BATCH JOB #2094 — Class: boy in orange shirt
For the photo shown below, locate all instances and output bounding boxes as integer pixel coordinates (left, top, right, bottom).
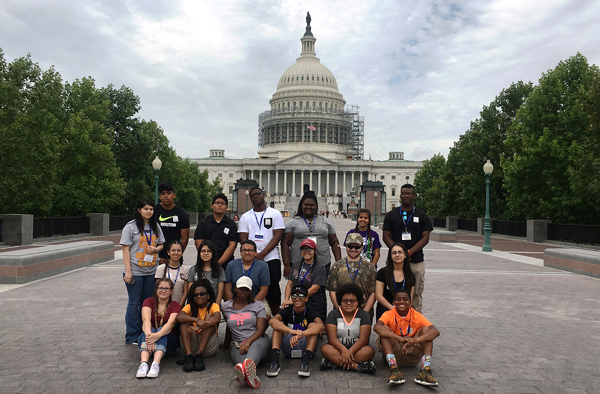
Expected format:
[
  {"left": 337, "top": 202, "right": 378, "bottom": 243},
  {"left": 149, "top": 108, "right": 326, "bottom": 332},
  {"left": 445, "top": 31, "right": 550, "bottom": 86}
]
[{"left": 373, "top": 288, "right": 440, "bottom": 387}]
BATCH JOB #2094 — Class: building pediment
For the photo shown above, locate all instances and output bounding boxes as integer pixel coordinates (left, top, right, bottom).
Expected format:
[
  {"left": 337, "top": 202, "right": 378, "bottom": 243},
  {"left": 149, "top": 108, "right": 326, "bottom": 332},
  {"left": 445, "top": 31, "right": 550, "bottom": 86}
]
[{"left": 277, "top": 152, "right": 337, "bottom": 166}]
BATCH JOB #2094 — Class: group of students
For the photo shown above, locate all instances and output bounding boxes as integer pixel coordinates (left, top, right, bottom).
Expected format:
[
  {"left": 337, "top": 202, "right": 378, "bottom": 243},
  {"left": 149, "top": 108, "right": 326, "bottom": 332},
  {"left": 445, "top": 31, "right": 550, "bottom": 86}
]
[{"left": 120, "top": 185, "right": 440, "bottom": 388}]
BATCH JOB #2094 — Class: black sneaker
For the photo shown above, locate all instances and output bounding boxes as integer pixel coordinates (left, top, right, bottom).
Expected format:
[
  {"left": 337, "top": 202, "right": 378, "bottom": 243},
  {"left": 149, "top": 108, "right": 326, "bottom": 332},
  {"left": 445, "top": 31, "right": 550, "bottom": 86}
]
[
  {"left": 357, "top": 361, "right": 376, "bottom": 374},
  {"left": 298, "top": 362, "right": 310, "bottom": 377},
  {"left": 182, "top": 354, "right": 195, "bottom": 372},
  {"left": 266, "top": 361, "right": 281, "bottom": 377},
  {"left": 194, "top": 354, "right": 205, "bottom": 371},
  {"left": 320, "top": 358, "right": 336, "bottom": 371}
]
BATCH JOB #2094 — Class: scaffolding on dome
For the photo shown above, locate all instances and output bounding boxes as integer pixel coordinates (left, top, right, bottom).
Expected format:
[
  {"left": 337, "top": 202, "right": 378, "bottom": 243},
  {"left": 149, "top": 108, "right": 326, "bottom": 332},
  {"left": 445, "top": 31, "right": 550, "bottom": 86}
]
[
  {"left": 344, "top": 105, "right": 364, "bottom": 160},
  {"left": 257, "top": 106, "right": 364, "bottom": 160}
]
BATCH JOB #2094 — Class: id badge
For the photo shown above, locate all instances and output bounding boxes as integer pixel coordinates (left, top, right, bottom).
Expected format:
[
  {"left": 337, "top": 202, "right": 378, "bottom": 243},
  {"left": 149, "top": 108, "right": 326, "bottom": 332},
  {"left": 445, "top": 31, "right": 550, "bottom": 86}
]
[
  {"left": 413, "top": 217, "right": 419, "bottom": 223},
  {"left": 402, "top": 232, "right": 412, "bottom": 241},
  {"left": 291, "top": 349, "right": 303, "bottom": 359},
  {"left": 254, "top": 234, "right": 264, "bottom": 242},
  {"left": 173, "top": 216, "right": 179, "bottom": 223},
  {"left": 143, "top": 254, "right": 155, "bottom": 263},
  {"left": 223, "top": 227, "right": 230, "bottom": 235}
]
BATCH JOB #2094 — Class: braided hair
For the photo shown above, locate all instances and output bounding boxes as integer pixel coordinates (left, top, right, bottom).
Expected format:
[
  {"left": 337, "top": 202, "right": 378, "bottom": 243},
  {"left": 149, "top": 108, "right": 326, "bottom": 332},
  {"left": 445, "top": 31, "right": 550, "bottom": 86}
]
[{"left": 153, "top": 278, "right": 173, "bottom": 329}]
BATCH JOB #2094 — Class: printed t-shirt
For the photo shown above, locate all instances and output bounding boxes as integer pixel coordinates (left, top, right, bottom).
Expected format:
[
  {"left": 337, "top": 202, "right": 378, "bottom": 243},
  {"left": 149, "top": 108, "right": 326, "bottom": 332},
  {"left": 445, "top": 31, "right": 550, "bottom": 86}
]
[
  {"left": 344, "top": 228, "right": 382, "bottom": 262},
  {"left": 284, "top": 215, "right": 336, "bottom": 266},
  {"left": 326, "top": 258, "right": 377, "bottom": 309},
  {"left": 181, "top": 302, "right": 221, "bottom": 334},
  {"left": 238, "top": 207, "right": 285, "bottom": 261},
  {"left": 186, "top": 266, "right": 226, "bottom": 297},
  {"left": 277, "top": 306, "right": 320, "bottom": 331},
  {"left": 142, "top": 297, "right": 182, "bottom": 329},
  {"left": 326, "top": 308, "right": 371, "bottom": 348},
  {"left": 120, "top": 220, "right": 165, "bottom": 276},
  {"left": 155, "top": 264, "right": 190, "bottom": 304},
  {"left": 382, "top": 207, "right": 432, "bottom": 263},
  {"left": 225, "top": 258, "right": 270, "bottom": 298},
  {"left": 378, "top": 307, "right": 432, "bottom": 337},
  {"left": 194, "top": 214, "right": 238, "bottom": 265},
  {"left": 221, "top": 300, "right": 267, "bottom": 342},
  {"left": 154, "top": 204, "right": 190, "bottom": 260},
  {"left": 288, "top": 260, "right": 327, "bottom": 313}
]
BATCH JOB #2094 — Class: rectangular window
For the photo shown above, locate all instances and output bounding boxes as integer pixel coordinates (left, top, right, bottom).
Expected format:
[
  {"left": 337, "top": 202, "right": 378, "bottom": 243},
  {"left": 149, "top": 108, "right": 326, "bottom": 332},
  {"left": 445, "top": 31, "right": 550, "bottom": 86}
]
[
  {"left": 391, "top": 175, "right": 396, "bottom": 180},
  {"left": 218, "top": 173, "right": 222, "bottom": 178},
  {"left": 229, "top": 186, "right": 233, "bottom": 192},
  {"left": 391, "top": 188, "right": 396, "bottom": 196},
  {"left": 229, "top": 173, "right": 233, "bottom": 178},
  {"left": 380, "top": 175, "right": 385, "bottom": 180}
]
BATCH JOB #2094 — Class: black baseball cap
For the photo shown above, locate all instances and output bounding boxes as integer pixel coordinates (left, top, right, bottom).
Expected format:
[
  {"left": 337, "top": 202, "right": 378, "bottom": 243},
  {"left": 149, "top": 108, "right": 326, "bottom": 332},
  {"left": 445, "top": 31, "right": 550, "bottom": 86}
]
[{"left": 291, "top": 283, "right": 308, "bottom": 297}]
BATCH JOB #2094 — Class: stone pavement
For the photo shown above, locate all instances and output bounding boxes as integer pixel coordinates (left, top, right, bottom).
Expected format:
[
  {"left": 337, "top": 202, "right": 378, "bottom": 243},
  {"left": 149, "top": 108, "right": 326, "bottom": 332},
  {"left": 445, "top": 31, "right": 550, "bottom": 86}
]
[{"left": 1, "top": 217, "right": 599, "bottom": 393}]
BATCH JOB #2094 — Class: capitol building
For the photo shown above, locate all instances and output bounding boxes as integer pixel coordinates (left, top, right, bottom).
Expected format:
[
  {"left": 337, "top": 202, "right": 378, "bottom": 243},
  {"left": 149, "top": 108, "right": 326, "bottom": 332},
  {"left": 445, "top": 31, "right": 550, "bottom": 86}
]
[{"left": 193, "top": 15, "right": 422, "bottom": 215}]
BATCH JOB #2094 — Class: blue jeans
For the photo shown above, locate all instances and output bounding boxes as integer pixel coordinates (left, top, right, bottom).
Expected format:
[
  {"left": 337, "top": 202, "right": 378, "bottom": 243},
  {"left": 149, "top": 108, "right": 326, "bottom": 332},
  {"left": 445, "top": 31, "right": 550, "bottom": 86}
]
[
  {"left": 138, "top": 327, "right": 178, "bottom": 356},
  {"left": 124, "top": 274, "right": 155, "bottom": 344}
]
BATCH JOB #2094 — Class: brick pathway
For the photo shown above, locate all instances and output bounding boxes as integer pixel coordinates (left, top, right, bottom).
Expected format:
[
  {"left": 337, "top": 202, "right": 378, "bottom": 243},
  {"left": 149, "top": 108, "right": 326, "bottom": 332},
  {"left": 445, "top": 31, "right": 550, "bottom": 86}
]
[{"left": 1, "top": 218, "right": 599, "bottom": 393}]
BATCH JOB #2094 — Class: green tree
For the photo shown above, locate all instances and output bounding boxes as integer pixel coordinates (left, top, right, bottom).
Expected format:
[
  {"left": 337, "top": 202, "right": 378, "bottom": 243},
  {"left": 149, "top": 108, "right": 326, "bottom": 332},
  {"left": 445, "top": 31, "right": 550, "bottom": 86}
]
[
  {"left": 0, "top": 51, "right": 63, "bottom": 216},
  {"left": 414, "top": 154, "right": 447, "bottom": 216},
  {"left": 52, "top": 78, "right": 125, "bottom": 216},
  {"left": 443, "top": 81, "right": 533, "bottom": 219},
  {"left": 502, "top": 53, "right": 600, "bottom": 223}
]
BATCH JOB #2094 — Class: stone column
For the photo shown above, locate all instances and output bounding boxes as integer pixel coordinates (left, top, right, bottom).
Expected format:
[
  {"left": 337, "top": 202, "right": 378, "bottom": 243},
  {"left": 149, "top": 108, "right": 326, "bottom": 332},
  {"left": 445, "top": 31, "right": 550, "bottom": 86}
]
[
  {"left": 88, "top": 213, "right": 109, "bottom": 236},
  {"left": 292, "top": 170, "right": 296, "bottom": 196},
  {"left": 343, "top": 171, "right": 346, "bottom": 195},
  {"left": 0, "top": 214, "right": 33, "bottom": 245},
  {"left": 351, "top": 172, "right": 355, "bottom": 192},
  {"left": 267, "top": 171, "right": 271, "bottom": 194},
  {"left": 527, "top": 220, "right": 552, "bottom": 243},
  {"left": 335, "top": 171, "right": 339, "bottom": 196},
  {"left": 284, "top": 170, "right": 288, "bottom": 195},
  {"left": 326, "top": 171, "right": 330, "bottom": 196},
  {"left": 359, "top": 171, "right": 362, "bottom": 187},
  {"left": 259, "top": 170, "right": 262, "bottom": 188},
  {"left": 318, "top": 171, "right": 322, "bottom": 196},
  {"left": 309, "top": 171, "right": 313, "bottom": 191},
  {"left": 301, "top": 170, "right": 304, "bottom": 194},
  {"left": 275, "top": 170, "right": 279, "bottom": 196}
]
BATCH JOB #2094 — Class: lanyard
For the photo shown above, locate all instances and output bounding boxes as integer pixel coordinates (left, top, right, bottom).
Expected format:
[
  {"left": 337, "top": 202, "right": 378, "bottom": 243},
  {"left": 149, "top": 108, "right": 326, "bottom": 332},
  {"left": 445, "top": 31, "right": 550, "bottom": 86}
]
[
  {"left": 167, "top": 264, "right": 181, "bottom": 286},
  {"left": 302, "top": 215, "right": 316, "bottom": 232},
  {"left": 242, "top": 259, "right": 255, "bottom": 277},
  {"left": 144, "top": 227, "right": 153, "bottom": 246},
  {"left": 292, "top": 308, "right": 306, "bottom": 330},
  {"left": 253, "top": 209, "right": 266, "bottom": 230},
  {"left": 394, "top": 308, "right": 412, "bottom": 337},
  {"left": 393, "top": 278, "right": 406, "bottom": 292},
  {"left": 400, "top": 207, "right": 415, "bottom": 229},
  {"left": 298, "top": 261, "right": 311, "bottom": 284},
  {"left": 345, "top": 258, "right": 362, "bottom": 282}
]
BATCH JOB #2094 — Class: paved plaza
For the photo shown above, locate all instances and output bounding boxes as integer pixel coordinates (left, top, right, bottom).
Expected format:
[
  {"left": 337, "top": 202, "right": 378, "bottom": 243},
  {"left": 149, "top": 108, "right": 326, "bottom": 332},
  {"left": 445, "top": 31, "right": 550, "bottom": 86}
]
[{"left": 1, "top": 217, "right": 599, "bottom": 393}]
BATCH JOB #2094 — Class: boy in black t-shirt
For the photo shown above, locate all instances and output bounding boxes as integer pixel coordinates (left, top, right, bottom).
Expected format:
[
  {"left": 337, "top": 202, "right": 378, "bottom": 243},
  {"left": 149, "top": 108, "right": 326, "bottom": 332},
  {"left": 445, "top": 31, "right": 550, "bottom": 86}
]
[
  {"left": 266, "top": 284, "right": 324, "bottom": 378},
  {"left": 154, "top": 182, "right": 190, "bottom": 264}
]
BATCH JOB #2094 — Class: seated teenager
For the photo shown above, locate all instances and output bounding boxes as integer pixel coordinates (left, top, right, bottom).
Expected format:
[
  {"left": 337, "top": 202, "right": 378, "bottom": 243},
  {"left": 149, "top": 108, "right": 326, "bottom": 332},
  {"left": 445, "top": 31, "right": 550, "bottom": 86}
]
[
  {"left": 221, "top": 276, "right": 270, "bottom": 389},
  {"left": 374, "top": 288, "right": 440, "bottom": 387},
  {"left": 282, "top": 239, "right": 327, "bottom": 321},
  {"left": 320, "top": 283, "right": 376, "bottom": 374},
  {"left": 135, "top": 278, "right": 181, "bottom": 379},
  {"left": 176, "top": 279, "right": 221, "bottom": 372},
  {"left": 267, "top": 284, "right": 325, "bottom": 378}
]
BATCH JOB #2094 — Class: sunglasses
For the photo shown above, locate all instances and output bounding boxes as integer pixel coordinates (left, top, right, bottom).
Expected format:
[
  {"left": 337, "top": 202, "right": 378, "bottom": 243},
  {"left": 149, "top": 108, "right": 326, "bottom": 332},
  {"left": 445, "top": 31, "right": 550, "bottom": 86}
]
[
  {"left": 194, "top": 292, "right": 209, "bottom": 297},
  {"left": 290, "top": 294, "right": 306, "bottom": 300},
  {"left": 346, "top": 244, "right": 362, "bottom": 250}
]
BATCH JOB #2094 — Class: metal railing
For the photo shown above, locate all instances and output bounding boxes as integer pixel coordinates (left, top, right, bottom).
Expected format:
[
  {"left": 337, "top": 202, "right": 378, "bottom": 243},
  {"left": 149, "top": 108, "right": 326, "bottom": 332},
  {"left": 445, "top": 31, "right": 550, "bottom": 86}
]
[
  {"left": 109, "top": 216, "right": 133, "bottom": 232},
  {"left": 457, "top": 218, "right": 478, "bottom": 232},
  {"left": 492, "top": 220, "right": 526, "bottom": 237},
  {"left": 433, "top": 217, "right": 446, "bottom": 228},
  {"left": 33, "top": 217, "right": 91, "bottom": 238},
  {"left": 548, "top": 223, "right": 600, "bottom": 245}
]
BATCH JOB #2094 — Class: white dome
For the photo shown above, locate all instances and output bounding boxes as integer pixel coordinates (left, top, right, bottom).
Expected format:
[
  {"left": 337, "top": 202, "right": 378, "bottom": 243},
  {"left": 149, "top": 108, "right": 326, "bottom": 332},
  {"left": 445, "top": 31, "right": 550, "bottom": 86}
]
[{"left": 276, "top": 58, "right": 339, "bottom": 91}]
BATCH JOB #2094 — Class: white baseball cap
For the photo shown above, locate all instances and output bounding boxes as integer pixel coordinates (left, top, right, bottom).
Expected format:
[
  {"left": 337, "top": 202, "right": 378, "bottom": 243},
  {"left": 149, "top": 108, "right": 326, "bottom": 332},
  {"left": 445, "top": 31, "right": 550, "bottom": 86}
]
[{"left": 236, "top": 276, "right": 253, "bottom": 290}]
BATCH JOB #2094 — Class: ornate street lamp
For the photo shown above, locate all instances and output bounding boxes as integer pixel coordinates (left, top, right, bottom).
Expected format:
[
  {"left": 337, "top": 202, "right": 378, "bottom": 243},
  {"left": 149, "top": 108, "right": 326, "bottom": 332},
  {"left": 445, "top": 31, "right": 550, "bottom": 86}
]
[
  {"left": 482, "top": 160, "right": 494, "bottom": 252},
  {"left": 374, "top": 192, "right": 379, "bottom": 227},
  {"left": 152, "top": 156, "right": 162, "bottom": 205},
  {"left": 245, "top": 189, "right": 250, "bottom": 213}
]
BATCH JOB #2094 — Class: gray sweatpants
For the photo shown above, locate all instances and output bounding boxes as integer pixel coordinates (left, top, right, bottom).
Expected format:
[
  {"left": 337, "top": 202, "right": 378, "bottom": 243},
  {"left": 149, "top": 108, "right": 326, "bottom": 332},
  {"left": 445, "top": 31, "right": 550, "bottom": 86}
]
[{"left": 230, "top": 337, "right": 271, "bottom": 366}]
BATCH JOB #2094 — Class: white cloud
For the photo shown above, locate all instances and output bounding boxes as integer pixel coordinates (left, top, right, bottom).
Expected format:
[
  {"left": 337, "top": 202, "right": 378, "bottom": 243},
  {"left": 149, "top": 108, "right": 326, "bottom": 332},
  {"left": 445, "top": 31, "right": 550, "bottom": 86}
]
[{"left": 1, "top": 0, "right": 599, "bottom": 162}]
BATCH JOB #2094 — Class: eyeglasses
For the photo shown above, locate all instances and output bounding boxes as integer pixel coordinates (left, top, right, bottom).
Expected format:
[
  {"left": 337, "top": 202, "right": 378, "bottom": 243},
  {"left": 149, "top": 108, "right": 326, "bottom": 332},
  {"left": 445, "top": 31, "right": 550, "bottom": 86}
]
[
  {"left": 241, "top": 249, "right": 256, "bottom": 253},
  {"left": 346, "top": 245, "right": 362, "bottom": 250},
  {"left": 213, "top": 201, "right": 227, "bottom": 206},
  {"left": 300, "top": 248, "right": 314, "bottom": 252},
  {"left": 391, "top": 251, "right": 405, "bottom": 256},
  {"left": 157, "top": 287, "right": 172, "bottom": 292},
  {"left": 341, "top": 299, "right": 358, "bottom": 304},
  {"left": 194, "top": 292, "right": 209, "bottom": 297},
  {"left": 249, "top": 192, "right": 263, "bottom": 198},
  {"left": 200, "top": 250, "right": 212, "bottom": 254},
  {"left": 290, "top": 294, "right": 306, "bottom": 300}
]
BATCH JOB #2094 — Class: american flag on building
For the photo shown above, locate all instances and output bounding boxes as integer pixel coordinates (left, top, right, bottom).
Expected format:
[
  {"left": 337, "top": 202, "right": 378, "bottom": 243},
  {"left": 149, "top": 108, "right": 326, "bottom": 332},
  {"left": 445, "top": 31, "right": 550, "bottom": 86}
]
[{"left": 307, "top": 123, "right": 316, "bottom": 131}]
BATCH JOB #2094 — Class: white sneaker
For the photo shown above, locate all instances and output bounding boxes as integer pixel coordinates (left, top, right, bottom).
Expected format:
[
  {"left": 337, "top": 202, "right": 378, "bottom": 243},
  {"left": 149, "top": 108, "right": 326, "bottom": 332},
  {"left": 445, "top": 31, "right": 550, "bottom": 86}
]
[
  {"left": 136, "top": 362, "right": 149, "bottom": 378},
  {"left": 147, "top": 361, "right": 160, "bottom": 378}
]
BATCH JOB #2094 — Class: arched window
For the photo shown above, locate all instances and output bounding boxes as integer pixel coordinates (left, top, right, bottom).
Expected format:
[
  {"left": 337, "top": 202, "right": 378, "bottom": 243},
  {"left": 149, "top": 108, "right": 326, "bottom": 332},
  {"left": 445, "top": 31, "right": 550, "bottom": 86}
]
[
  {"left": 313, "top": 101, "right": 316, "bottom": 109},
  {"left": 312, "top": 75, "right": 314, "bottom": 81},
  {"left": 306, "top": 101, "right": 309, "bottom": 108},
  {"left": 299, "top": 101, "right": 303, "bottom": 109}
]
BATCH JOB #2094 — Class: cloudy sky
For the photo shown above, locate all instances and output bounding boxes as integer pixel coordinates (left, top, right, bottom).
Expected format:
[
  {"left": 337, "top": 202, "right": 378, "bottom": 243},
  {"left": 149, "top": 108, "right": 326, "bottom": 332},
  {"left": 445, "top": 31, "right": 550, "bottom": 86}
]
[{"left": 2, "top": 0, "right": 599, "bottom": 162}]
